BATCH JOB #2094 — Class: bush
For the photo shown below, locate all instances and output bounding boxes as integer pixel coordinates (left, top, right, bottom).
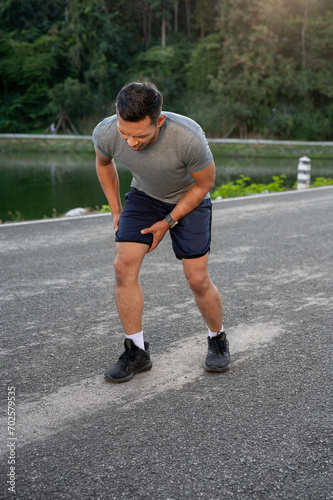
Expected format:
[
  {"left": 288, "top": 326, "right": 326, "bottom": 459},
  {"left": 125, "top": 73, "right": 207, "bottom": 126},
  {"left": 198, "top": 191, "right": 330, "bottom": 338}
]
[
  {"left": 212, "top": 175, "right": 287, "bottom": 199},
  {"left": 310, "top": 177, "right": 333, "bottom": 187}
]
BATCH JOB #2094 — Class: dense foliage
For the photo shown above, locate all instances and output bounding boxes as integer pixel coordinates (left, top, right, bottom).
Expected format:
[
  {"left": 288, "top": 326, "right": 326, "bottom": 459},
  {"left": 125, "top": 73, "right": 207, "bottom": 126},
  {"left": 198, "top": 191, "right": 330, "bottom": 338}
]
[{"left": 1, "top": 0, "right": 332, "bottom": 139}]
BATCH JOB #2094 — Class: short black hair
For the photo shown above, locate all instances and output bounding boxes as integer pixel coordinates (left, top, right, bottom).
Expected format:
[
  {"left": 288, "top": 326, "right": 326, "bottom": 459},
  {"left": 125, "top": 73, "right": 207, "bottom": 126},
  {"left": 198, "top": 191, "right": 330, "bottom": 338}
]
[{"left": 116, "top": 82, "right": 163, "bottom": 124}]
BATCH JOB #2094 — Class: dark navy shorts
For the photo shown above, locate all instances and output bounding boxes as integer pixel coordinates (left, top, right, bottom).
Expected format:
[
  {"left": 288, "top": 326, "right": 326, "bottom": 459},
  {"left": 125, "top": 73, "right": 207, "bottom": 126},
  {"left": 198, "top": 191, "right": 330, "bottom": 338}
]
[{"left": 115, "top": 188, "right": 212, "bottom": 260}]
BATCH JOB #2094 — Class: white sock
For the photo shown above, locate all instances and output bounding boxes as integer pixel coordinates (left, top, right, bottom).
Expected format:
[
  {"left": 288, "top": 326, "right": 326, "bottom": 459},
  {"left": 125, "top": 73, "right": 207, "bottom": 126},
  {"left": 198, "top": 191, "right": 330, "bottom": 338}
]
[
  {"left": 125, "top": 331, "right": 145, "bottom": 350},
  {"left": 208, "top": 326, "right": 224, "bottom": 338}
]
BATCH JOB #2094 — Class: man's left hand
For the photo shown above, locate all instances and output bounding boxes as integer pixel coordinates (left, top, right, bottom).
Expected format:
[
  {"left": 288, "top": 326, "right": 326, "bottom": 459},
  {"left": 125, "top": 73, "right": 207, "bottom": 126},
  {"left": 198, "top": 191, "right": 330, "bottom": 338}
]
[{"left": 141, "top": 220, "right": 170, "bottom": 253}]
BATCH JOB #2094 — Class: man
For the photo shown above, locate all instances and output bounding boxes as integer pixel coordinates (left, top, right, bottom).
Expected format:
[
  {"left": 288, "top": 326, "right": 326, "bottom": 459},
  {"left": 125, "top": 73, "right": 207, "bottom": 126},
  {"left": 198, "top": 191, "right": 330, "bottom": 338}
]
[{"left": 93, "top": 81, "right": 230, "bottom": 383}]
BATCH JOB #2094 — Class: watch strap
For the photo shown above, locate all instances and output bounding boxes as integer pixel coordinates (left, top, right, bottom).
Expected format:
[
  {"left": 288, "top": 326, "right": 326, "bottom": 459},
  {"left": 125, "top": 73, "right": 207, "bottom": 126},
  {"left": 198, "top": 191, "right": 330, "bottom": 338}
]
[{"left": 165, "top": 213, "right": 178, "bottom": 228}]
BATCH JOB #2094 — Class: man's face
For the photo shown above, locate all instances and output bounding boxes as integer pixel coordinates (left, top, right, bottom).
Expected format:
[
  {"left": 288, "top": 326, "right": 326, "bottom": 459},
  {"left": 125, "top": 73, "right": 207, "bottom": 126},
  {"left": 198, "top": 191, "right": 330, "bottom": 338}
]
[{"left": 117, "top": 114, "right": 165, "bottom": 151}]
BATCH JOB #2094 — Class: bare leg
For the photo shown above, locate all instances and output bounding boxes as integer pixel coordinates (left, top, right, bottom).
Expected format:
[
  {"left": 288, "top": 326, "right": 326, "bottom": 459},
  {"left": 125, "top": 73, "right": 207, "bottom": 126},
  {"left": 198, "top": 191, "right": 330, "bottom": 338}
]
[
  {"left": 182, "top": 253, "right": 223, "bottom": 332},
  {"left": 113, "top": 242, "right": 148, "bottom": 334}
]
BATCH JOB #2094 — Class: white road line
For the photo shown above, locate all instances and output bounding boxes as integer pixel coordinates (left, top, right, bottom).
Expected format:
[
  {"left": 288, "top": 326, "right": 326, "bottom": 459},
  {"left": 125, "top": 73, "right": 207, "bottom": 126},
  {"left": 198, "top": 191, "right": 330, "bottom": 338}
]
[{"left": 0, "top": 322, "right": 281, "bottom": 451}]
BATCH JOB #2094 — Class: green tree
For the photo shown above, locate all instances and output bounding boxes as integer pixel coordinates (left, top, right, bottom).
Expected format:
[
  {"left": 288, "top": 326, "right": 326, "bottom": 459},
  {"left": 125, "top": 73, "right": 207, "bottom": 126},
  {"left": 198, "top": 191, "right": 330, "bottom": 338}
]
[
  {"left": 266, "top": 0, "right": 333, "bottom": 138},
  {"left": 131, "top": 42, "right": 191, "bottom": 108},
  {"left": 0, "top": 0, "right": 65, "bottom": 35},
  {"left": 1, "top": 0, "right": 333, "bottom": 137},
  {"left": 198, "top": 0, "right": 333, "bottom": 139},
  {"left": 0, "top": 0, "right": 135, "bottom": 131},
  {"left": 48, "top": 77, "right": 91, "bottom": 120},
  {"left": 0, "top": 32, "right": 58, "bottom": 130},
  {"left": 208, "top": 0, "right": 280, "bottom": 137},
  {"left": 193, "top": 0, "right": 218, "bottom": 38},
  {"left": 187, "top": 34, "right": 222, "bottom": 93}
]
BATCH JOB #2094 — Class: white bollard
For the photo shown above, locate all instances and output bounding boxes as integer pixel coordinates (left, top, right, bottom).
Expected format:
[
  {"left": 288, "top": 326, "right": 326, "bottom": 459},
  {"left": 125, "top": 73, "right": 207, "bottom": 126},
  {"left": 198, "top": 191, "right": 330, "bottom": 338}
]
[{"left": 297, "top": 156, "right": 311, "bottom": 189}]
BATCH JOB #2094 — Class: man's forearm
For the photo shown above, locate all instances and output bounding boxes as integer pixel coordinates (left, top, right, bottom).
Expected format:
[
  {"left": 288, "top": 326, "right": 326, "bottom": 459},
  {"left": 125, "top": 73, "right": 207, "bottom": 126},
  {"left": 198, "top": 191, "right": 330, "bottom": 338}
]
[
  {"left": 167, "top": 162, "right": 215, "bottom": 223},
  {"left": 168, "top": 183, "right": 210, "bottom": 223},
  {"left": 96, "top": 162, "right": 122, "bottom": 216},
  {"left": 140, "top": 182, "right": 211, "bottom": 253}
]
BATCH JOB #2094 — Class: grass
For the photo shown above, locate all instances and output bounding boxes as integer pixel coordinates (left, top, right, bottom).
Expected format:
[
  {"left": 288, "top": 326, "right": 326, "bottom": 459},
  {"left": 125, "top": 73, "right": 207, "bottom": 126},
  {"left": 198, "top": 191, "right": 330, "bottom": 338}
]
[
  {"left": 0, "top": 137, "right": 94, "bottom": 154},
  {"left": 209, "top": 143, "right": 333, "bottom": 160},
  {"left": 1, "top": 138, "right": 333, "bottom": 159},
  {"left": 212, "top": 175, "right": 333, "bottom": 199}
]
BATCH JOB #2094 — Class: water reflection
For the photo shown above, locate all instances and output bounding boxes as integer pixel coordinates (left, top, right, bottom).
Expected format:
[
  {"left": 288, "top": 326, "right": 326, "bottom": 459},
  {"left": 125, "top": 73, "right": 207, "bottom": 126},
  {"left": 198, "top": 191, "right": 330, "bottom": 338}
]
[{"left": 0, "top": 151, "right": 332, "bottom": 222}]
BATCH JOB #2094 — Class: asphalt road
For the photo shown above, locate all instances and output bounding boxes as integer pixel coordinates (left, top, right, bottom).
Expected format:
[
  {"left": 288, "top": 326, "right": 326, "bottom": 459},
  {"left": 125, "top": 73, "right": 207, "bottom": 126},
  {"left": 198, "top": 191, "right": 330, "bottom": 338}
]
[{"left": 1, "top": 187, "right": 332, "bottom": 500}]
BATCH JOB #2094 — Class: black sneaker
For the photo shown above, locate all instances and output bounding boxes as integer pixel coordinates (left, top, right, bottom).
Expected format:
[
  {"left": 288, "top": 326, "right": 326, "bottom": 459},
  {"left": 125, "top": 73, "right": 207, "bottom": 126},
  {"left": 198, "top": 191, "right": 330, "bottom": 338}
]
[
  {"left": 204, "top": 331, "right": 230, "bottom": 372},
  {"left": 105, "top": 339, "right": 152, "bottom": 383}
]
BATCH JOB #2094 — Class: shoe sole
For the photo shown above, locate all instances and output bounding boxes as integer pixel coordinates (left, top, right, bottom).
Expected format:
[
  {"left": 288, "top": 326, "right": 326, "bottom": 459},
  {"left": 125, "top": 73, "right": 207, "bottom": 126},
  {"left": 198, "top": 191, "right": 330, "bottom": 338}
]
[
  {"left": 105, "top": 361, "right": 153, "bottom": 383},
  {"left": 204, "top": 363, "right": 230, "bottom": 373}
]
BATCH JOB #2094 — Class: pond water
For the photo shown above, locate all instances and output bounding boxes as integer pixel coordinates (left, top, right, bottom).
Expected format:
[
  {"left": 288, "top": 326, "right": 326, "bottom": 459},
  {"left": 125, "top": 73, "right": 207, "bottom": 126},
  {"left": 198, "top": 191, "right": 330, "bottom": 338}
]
[{"left": 1, "top": 151, "right": 332, "bottom": 223}]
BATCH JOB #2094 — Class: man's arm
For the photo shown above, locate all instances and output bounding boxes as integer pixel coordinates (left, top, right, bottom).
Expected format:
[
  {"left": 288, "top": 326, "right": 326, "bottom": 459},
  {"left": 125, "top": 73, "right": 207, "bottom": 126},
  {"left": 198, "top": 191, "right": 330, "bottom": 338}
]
[
  {"left": 169, "top": 161, "right": 215, "bottom": 221},
  {"left": 95, "top": 149, "right": 122, "bottom": 232},
  {"left": 141, "top": 161, "right": 216, "bottom": 252}
]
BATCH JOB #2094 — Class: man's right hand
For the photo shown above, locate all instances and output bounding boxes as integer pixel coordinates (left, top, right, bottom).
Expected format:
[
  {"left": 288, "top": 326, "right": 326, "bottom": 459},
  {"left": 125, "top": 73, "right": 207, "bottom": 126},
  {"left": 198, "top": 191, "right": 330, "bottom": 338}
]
[{"left": 112, "top": 211, "right": 122, "bottom": 233}]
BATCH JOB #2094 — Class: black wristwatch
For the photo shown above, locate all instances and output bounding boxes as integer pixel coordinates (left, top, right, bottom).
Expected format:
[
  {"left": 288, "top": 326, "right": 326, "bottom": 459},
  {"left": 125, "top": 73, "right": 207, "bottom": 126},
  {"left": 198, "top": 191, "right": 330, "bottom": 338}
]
[{"left": 165, "top": 213, "right": 178, "bottom": 229}]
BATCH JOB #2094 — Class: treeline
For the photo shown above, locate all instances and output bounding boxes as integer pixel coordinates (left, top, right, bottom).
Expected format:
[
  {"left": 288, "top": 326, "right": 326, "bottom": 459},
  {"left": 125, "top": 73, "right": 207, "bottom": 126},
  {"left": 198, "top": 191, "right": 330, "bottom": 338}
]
[{"left": 1, "top": 0, "right": 332, "bottom": 139}]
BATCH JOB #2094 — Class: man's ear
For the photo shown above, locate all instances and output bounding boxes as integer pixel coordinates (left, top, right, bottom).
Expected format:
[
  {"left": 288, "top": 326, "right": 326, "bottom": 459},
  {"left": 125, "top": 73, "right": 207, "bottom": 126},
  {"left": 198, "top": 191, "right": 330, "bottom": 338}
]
[{"left": 158, "top": 114, "right": 166, "bottom": 127}]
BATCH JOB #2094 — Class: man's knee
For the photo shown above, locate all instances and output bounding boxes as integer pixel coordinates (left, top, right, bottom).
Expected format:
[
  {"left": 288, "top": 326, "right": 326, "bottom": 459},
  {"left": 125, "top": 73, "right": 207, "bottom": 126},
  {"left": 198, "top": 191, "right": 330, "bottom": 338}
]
[
  {"left": 114, "top": 244, "right": 146, "bottom": 285},
  {"left": 113, "top": 254, "right": 126, "bottom": 280},
  {"left": 113, "top": 254, "right": 138, "bottom": 286},
  {"left": 185, "top": 271, "right": 210, "bottom": 294}
]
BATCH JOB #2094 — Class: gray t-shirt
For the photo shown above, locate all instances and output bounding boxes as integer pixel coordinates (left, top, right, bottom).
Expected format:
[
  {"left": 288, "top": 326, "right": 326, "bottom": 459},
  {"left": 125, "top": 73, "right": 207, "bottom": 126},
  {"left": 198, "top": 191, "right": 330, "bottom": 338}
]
[{"left": 92, "top": 111, "right": 213, "bottom": 203}]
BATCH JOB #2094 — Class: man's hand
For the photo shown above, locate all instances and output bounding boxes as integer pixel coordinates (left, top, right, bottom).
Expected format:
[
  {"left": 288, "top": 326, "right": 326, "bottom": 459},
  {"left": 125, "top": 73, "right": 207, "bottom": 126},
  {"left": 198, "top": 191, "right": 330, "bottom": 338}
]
[
  {"left": 112, "top": 211, "right": 122, "bottom": 233},
  {"left": 141, "top": 219, "right": 170, "bottom": 253}
]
